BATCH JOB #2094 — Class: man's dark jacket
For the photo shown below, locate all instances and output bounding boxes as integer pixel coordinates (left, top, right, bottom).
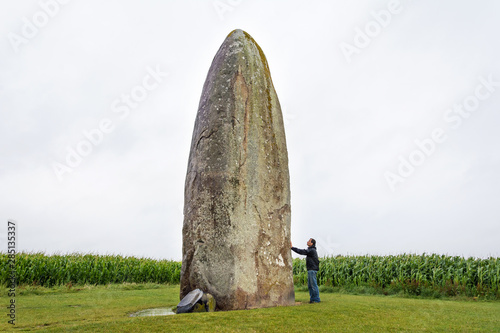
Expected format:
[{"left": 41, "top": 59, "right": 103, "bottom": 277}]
[{"left": 291, "top": 246, "right": 319, "bottom": 271}]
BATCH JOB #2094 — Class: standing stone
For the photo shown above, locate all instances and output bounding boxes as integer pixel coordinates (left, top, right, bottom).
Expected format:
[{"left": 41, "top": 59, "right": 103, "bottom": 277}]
[{"left": 181, "top": 29, "right": 294, "bottom": 310}]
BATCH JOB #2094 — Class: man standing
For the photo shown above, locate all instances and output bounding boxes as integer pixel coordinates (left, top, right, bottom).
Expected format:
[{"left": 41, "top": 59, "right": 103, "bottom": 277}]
[{"left": 291, "top": 238, "right": 321, "bottom": 303}]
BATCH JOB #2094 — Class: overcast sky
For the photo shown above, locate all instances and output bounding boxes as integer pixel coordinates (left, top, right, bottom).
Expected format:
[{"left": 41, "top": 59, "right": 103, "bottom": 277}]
[{"left": 1, "top": 0, "right": 499, "bottom": 260}]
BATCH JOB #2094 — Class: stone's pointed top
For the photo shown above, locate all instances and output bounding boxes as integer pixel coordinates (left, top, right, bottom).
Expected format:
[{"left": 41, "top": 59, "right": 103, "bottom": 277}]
[
  {"left": 224, "top": 29, "right": 257, "bottom": 47},
  {"left": 227, "top": 29, "right": 245, "bottom": 38},
  {"left": 224, "top": 29, "right": 258, "bottom": 46},
  {"left": 216, "top": 29, "right": 271, "bottom": 79},
  {"left": 226, "top": 29, "right": 258, "bottom": 42}
]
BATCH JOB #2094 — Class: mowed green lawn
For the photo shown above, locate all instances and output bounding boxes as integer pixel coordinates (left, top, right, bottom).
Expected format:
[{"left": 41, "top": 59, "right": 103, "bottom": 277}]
[{"left": 1, "top": 284, "right": 499, "bottom": 332}]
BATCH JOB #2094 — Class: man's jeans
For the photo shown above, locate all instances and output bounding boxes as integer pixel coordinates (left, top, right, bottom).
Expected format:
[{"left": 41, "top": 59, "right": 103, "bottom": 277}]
[{"left": 307, "top": 270, "right": 321, "bottom": 302}]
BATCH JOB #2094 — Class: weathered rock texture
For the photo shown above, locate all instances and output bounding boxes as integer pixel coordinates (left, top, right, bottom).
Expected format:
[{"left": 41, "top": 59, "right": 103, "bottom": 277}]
[{"left": 181, "top": 29, "right": 294, "bottom": 310}]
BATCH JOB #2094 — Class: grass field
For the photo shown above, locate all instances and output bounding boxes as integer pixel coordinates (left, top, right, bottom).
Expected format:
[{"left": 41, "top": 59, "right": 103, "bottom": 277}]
[{"left": 1, "top": 283, "right": 499, "bottom": 332}]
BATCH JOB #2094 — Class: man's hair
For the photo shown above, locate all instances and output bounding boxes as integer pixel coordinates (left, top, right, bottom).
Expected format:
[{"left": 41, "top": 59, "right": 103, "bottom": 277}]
[{"left": 310, "top": 238, "right": 316, "bottom": 246}]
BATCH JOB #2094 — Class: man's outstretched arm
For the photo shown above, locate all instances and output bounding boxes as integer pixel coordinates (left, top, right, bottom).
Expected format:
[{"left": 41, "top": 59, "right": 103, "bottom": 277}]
[{"left": 290, "top": 241, "right": 309, "bottom": 255}]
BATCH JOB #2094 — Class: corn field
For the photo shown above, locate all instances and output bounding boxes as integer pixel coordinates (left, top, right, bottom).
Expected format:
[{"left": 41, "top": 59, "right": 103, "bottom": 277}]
[
  {"left": 294, "top": 254, "right": 500, "bottom": 298},
  {"left": 2, "top": 252, "right": 499, "bottom": 298},
  {"left": 0, "top": 252, "right": 181, "bottom": 287}
]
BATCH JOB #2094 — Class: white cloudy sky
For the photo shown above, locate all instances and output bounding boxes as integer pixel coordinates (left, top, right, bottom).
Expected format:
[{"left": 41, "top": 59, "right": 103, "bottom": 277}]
[{"left": 1, "top": 0, "right": 499, "bottom": 260}]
